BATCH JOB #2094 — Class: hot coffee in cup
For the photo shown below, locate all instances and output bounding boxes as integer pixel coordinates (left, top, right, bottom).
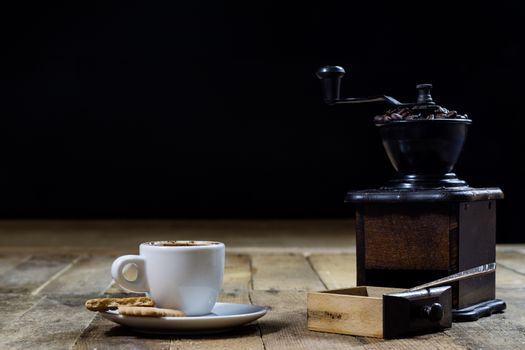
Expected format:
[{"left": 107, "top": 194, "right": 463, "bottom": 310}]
[{"left": 111, "top": 240, "right": 225, "bottom": 316}]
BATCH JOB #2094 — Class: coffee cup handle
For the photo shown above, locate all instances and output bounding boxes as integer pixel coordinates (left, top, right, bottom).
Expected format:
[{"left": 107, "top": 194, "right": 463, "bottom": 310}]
[{"left": 111, "top": 255, "right": 149, "bottom": 293}]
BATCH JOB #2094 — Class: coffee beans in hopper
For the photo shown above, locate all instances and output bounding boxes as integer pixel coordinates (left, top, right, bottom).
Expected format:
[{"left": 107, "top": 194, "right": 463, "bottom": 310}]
[{"left": 374, "top": 106, "right": 468, "bottom": 125}]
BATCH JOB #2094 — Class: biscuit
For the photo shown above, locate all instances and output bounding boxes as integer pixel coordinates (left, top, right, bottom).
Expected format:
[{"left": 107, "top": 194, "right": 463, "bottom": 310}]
[
  {"left": 118, "top": 305, "right": 186, "bottom": 317},
  {"left": 85, "top": 296, "right": 155, "bottom": 311}
]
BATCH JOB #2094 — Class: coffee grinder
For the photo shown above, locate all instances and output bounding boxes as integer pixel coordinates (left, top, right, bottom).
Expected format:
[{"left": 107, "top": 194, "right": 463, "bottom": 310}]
[{"left": 317, "top": 66, "right": 505, "bottom": 320}]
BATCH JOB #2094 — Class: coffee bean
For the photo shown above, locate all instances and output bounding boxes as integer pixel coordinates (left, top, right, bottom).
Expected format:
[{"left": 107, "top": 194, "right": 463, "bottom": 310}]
[
  {"left": 398, "top": 108, "right": 409, "bottom": 116},
  {"left": 374, "top": 105, "right": 467, "bottom": 124},
  {"left": 436, "top": 106, "right": 447, "bottom": 114}
]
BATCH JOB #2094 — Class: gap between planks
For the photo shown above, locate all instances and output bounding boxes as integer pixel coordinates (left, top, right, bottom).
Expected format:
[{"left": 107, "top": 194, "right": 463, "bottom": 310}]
[
  {"left": 31, "top": 255, "right": 84, "bottom": 295},
  {"left": 250, "top": 254, "right": 325, "bottom": 292}
]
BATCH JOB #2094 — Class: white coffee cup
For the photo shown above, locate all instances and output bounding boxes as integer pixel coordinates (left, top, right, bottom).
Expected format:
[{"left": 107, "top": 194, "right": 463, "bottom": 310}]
[{"left": 111, "top": 240, "right": 225, "bottom": 316}]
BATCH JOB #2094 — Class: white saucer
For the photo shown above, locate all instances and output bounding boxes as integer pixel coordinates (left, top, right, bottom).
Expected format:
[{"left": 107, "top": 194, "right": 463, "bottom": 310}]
[{"left": 100, "top": 302, "right": 267, "bottom": 334}]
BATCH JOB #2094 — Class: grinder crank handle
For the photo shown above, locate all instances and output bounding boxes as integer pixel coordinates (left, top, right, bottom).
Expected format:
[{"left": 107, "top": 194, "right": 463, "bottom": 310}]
[
  {"left": 408, "top": 263, "right": 496, "bottom": 291},
  {"left": 316, "top": 66, "right": 403, "bottom": 106}
]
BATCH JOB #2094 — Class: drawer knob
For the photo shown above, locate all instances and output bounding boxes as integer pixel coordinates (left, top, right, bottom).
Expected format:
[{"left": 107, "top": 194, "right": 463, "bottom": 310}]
[{"left": 421, "top": 303, "right": 444, "bottom": 322}]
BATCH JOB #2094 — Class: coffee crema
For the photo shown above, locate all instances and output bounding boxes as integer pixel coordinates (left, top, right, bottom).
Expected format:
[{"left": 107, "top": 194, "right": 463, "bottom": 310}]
[{"left": 144, "top": 240, "right": 220, "bottom": 247}]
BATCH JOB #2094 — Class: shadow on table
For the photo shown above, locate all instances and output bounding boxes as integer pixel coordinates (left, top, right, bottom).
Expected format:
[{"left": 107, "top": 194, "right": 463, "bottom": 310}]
[{"left": 105, "top": 320, "right": 284, "bottom": 339}]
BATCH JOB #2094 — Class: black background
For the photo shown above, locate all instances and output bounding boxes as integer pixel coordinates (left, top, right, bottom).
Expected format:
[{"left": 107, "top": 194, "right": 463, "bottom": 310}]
[{"left": 1, "top": 1, "right": 524, "bottom": 242}]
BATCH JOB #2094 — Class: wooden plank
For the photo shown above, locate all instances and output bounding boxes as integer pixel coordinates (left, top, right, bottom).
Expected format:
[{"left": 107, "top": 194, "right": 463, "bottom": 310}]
[
  {"left": 37, "top": 255, "right": 116, "bottom": 296},
  {"left": 446, "top": 310, "right": 525, "bottom": 349},
  {"left": 251, "top": 254, "right": 325, "bottom": 291},
  {"left": 0, "top": 254, "right": 114, "bottom": 348},
  {"left": 0, "top": 294, "right": 42, "bottom": 331},
  {"left": 0, "top": 254, "right": 31, "bottom": 275},
  {"left": 495, "top": 287, "right": 525, "bottom": 327},
  {"left": 308, "top": 254, "right": 356, "bottom": 289},
  {"left": 497, "top": 250, "right": 525, "bottom": 276},
  {"left": 356, "top": 334, "right": 465, "bottom": 349},
  {"left": 0, "top": 254, "right": 79, "bottom": 293},
  {"left": 0, "top": 295, "right": 95, "bottom": 350},
  {"left": 221, "top": 254, "right": 252, "bottom": 296},
  {"left": 493, "top": 251, "right": 525, "bottom": 334},
  {"left": 73, "top": 313, "right": 171, "bottom": 350},
  {"left": 496, "top": 264, "right": 525, "bottom": 288},
  {"left": 169, "top": 327, "right": 263, "bottom": 350}
]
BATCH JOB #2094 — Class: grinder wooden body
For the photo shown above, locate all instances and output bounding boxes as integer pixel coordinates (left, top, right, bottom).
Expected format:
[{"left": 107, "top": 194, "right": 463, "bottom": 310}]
[{"left": 346, "top": 187, "right": 503, "bottom": 310}]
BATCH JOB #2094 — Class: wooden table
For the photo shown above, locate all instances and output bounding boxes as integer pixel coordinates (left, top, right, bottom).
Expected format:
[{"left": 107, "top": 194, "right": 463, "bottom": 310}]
[{"left": 1, "top": 220, "right": 525, "bottom": 349}]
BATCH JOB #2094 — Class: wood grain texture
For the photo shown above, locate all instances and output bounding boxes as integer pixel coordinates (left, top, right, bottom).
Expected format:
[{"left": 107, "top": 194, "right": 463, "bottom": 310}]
[
  {"left": 0, "top": 254, "right": 78, "bottom": 293},
  {"left": 308, "top": 254, "right": 356, "bottom": 290},
  {"left": 496, "top": 264, "right": 525, "bottom": 287},
  {"left": 497, "top": 250, "right": 525, "bottom": 275},
  {"left": 0, "top": 294, "right": 42, "bottom": 331},
  {"left": 0, "top": 295, "right": 95, "bottom": 350},
  {"left": 495, "top": 287, "right": 525, "bottom": 327},
  {"left": 73, "top": 313, "right": 171, "bottom": 350},
  {"left": 494, "top": 252, "right": 525, "bottom": 331},
  {"left": 222, "top": 254, "right": 252, "bottom": 296},
  {"left": 37, "top": 255, "right": 116, "bottom": 296},
  {"left": 0, "top": 254, "right": 31, "bottom": 275},
  {"left": 169, "top": 327, "right": 264, "bottom": 350},
  {"left": 251, "top": 254, "right": 325, "bottom": 291},
  {"left": 447, "top": 312, "right": 525, "bottom": 350},
  {"left": 307, "top": 288, "right": 384, "bottom": 338},
  {"left": 363, "top": 204, "right": 450, "bottom": 270},
  {"left": 356, "top": 333, "right": 465, "bottom": 349}
]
